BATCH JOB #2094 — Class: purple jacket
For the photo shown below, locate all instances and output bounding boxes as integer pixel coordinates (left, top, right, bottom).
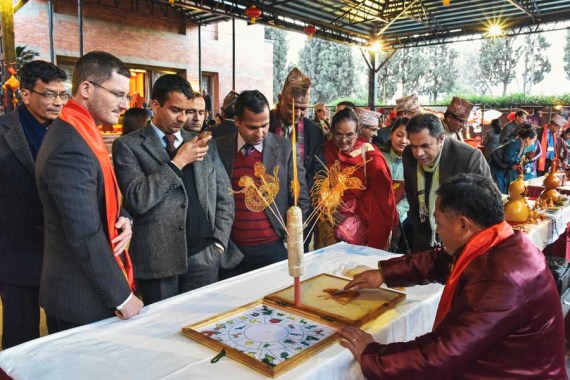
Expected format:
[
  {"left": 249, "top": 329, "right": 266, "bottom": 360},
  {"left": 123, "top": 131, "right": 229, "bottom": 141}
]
[{"left": 361, "top": 231, "right": 566, "bottom": 379}]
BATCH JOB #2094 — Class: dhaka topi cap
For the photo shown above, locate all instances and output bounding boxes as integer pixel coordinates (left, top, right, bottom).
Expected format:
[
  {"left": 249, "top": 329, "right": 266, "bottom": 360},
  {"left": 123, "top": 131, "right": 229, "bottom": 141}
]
[
  {"left": 395, "top": 94, "right": 420, "bottom": 114},
  {"left": 281, "top": 68, "right": 311, "bottom": 100},
  {"left": 446, "top": 96, "right": 473, "bottom": 121},
  {"left": 357, "top": 109, "right": 380, "bottom": 127}
]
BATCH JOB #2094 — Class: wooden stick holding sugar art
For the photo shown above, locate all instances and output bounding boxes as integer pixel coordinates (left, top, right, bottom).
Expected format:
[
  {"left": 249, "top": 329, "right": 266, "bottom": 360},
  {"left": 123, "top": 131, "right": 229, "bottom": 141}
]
[{"left": 287, "top": 98, "right": 304, "bottom": 307}]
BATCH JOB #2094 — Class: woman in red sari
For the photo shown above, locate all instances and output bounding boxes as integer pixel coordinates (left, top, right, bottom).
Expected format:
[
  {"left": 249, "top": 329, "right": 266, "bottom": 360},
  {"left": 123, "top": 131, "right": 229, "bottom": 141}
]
[{"left": 313, "top": 108, "right": 397, "bottom": 250}]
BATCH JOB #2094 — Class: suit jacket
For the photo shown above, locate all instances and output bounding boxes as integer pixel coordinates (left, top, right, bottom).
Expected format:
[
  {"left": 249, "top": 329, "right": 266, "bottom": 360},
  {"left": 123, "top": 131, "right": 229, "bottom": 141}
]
[
  {"left": 35, "top": 119, "right": 132, "bottom": 325},
  {"left": 403, "top": 137, "right": 491, "bottom": 251},
  {"left": 112, "top": 126, "right": 240, "bottom": 279},
  {"left": 362, "top": 232, "right": 566, "bottom": 379},
  {"left": 216, "top": 132, "right": 311, "bottom": 239},
  {"left": 0, "top": 109, "right": 43, "bottom": 287},
  {"left": 211, "top": 119, "right": 236, "bottom": 139},
  {"left": 269, "top": 110, "right": 325, "bottom": 189}
]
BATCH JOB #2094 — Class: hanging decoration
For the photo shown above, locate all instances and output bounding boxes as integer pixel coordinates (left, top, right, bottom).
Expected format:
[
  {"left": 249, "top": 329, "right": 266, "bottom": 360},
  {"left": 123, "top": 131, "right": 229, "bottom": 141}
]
[
  {"left": 2, "top": 65, "right": 20, "bottom": 111},
  {"left": 245, "top": 5, "right": 262, "bottom": 24},
  {"left": 303, "top": 25, "right": 317, "bottom": 39}
]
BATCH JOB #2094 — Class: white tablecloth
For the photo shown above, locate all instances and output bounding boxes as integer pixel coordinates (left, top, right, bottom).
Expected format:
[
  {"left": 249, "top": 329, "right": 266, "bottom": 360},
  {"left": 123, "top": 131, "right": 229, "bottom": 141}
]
[
  {"left": 525, "top": 203, "right": 570, "bottom": 250},
  {"left": 0, "top": 243, "right": 443, "bottom": 380}
]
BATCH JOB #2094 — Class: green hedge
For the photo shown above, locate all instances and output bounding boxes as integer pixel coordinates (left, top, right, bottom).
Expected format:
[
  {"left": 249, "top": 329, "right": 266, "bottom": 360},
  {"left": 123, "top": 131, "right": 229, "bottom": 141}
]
[
  {"left": 323, "top": 94, "right": 570, "bottom": 109},
  {"left": 435, "top": 93, "right": 570, "bottom": 107}
]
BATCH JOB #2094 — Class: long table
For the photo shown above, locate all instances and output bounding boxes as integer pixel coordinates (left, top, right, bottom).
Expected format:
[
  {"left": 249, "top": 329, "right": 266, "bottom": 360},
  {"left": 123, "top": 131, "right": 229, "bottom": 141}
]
[
  {"left": 0, "top": 243, "right": 443, "bottom": 380},
  {"left": 524, "top": 202, "right": 570, "bottom": 251}
]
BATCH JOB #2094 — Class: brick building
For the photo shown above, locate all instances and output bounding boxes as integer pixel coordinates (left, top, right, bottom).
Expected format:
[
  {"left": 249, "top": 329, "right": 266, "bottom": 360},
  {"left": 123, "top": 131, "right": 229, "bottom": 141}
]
[{"left": 12, "top": 0, "right": 274, "bottom": 113}]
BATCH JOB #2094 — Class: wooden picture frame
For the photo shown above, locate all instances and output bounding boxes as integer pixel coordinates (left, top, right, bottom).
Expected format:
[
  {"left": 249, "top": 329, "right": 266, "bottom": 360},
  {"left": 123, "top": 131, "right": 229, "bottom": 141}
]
[
  {"left": 182, "top": 299, "right": 340, "bottom": 378},
  {"left": 181, "top": 273, "right": 405, "bottom": 378},
  {"left": 265, "top": 273, "right": 406, "bottom": 326}
]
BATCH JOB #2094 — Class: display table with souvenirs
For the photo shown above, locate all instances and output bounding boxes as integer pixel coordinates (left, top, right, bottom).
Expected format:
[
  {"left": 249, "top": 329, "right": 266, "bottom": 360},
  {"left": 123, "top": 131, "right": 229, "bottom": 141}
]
[
  {"left": 504, "top": 162, "right": 570, "bottom": 256},
  {"left": 0, "top": 243, "right": 443, "bottom": 380}
]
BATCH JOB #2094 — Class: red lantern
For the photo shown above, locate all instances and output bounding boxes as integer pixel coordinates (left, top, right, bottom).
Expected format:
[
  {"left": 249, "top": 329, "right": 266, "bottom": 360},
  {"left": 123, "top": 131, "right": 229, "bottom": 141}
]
[
  {"left": 245, "top": 5, "right": 262, "bottom": 24},
  {"left": 304, "top": 24, "right": 317, "bottom": 39}
]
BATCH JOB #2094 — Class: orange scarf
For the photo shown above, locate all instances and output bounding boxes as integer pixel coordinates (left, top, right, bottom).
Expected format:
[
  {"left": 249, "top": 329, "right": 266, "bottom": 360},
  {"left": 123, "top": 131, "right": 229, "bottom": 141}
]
[
  {"left": 59, "top": 99, "right": 135, "bottom": 291},
  {"left": 432, "top": 221, "right": 514, "bottom": 330}
]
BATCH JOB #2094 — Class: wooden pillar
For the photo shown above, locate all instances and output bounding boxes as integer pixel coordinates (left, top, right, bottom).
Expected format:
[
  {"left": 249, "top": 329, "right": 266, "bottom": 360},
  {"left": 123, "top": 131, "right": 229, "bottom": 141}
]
[
  {"left": 367, "top": 50, "right": 377, "bottom": 110},
  {"left": 0, "top": 0, "right": 16, "bottom": 72}
]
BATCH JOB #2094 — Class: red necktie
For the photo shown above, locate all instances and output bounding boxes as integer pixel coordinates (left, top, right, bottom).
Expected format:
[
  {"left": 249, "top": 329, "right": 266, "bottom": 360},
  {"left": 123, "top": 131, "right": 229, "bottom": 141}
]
[{"left": 164, "top": 134, "right": 177, "bottom": 159}]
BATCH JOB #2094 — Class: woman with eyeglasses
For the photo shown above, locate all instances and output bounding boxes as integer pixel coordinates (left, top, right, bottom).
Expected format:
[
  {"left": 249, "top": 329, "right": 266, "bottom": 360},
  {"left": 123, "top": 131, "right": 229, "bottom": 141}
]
[{"left": 311, "top": 108, "right": 397, "bottom": 250}]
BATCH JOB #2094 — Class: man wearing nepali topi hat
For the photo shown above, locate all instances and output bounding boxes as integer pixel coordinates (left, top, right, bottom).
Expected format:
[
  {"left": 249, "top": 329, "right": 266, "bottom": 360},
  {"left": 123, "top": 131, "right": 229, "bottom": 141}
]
[
  {"left": 270, "top": 68, "right": 325, "bottom": 251},
  {"left": 357, "top": 109, "right": 381, "bottom": 145},
  {"left": 395, "top": 94, "right": 421, "bottom": 119},
  {"left": 443, "top": 96, "right": 473, "bottom": 141}
]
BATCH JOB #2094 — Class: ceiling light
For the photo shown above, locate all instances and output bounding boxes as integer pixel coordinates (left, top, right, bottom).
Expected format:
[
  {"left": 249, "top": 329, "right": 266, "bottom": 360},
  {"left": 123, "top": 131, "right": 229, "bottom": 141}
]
[{"left": 488, "top": 24, "right": 503, "bottom": 37}]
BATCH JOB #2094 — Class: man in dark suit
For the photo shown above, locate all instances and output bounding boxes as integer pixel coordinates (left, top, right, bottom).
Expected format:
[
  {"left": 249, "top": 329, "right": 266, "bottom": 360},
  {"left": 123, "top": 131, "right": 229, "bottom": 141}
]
[
  {"left": 402, "top": 113, "right": 491, "bottom": 251},
  {"left": 36, "top": 51, "right": 143, "bottom": 333},
  {"left": 0, "top": 61, "right": 67, "bottom": 348},
  {"left": 216, "top": 90, "right": 310, "bottom": 275},
  {"left": 270, "top": 68, "right": 324, "bottom": 250},
  {"left": 113, "top": 75, "right": 239, "bottom": 305}
]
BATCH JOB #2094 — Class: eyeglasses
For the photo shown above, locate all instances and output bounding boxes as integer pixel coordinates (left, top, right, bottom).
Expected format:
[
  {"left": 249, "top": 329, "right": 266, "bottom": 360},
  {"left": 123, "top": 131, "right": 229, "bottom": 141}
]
[
  {"left": 29, "top": 89, "right": 70, "bottom": 101},
  {"left": 89, "top": 81, "right": 131, "bottom": 103},
  {"left": 333, "top": 132, "right": 356, "bottom": 141}
]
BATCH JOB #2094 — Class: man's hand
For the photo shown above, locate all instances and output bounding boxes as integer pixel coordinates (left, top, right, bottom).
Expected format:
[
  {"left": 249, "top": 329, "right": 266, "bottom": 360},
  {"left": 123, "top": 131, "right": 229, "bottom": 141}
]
[
  {"left": 114, "top": 295, "right": 143, "bottom": 320},
  {"left": 171, "top": 136, "right": 210, "bottom": 168},
  {"left": 112, "top": 216, "right": 132, "bottom": 256},
  {"left": 338, "top": 325, "right": 375, "bottom": 364},
  {"left": 344, "top": 269, "right": 384, "bottom": 291}
]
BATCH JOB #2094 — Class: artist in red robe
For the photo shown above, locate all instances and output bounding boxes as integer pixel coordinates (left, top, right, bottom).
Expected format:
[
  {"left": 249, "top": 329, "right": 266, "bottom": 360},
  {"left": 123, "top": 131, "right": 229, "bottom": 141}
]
[
  {"left": 313, "top": 108, "right": 397, "bottom": 250},
  {"left": 339, "top": 173, "right": 566, "bottom": 379}
]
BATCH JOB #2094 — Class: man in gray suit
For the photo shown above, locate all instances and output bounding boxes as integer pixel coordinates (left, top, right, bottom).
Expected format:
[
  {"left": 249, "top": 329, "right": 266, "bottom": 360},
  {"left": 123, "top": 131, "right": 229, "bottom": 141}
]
[
  {"left": 113, "top": 74, "right": 237, "bottom": 305},
  {"left": 216, "top": 90, "right": 310, "bottom": 275},
  {"left": 36, "top": 51, "right": 143, "bottom": 333},
  {"left": 0, "top": 61, "right": 66, "bottom": 347}
]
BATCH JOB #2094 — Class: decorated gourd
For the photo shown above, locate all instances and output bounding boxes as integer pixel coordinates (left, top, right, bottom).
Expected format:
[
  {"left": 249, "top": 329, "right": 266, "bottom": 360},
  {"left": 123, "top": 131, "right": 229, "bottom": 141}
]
[
  {"left": 504, "top": 174, "right": 530, "bottom": 223},
  {"left": 540, "top": 158, "right": 561, "bottom": 204}
]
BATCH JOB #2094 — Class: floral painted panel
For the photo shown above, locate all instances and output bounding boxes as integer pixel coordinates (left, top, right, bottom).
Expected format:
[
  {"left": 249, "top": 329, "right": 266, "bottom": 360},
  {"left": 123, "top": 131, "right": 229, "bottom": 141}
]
[{"left": 196, "top": 304, "right": 335, "bottom": 366}]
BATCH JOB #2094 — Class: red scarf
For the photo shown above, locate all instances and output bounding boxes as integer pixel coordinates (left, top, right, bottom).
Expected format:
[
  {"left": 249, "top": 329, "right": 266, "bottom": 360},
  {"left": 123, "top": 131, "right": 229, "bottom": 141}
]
[
  {"left": 59, "top": 99, "right": 135, "bottom": 291},
  {"left": 432, "top": 221, "right": 514, "bottom": 330}
]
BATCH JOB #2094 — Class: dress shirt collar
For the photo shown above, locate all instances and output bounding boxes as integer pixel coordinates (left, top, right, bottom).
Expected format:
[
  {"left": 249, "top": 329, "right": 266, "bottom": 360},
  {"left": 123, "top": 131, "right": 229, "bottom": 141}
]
[
  {"left": 236, "top": 132, "right": 263, "bottom": 154},
  {"left": 150, "top": 122, "right": 183, "bottom": 148}
]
